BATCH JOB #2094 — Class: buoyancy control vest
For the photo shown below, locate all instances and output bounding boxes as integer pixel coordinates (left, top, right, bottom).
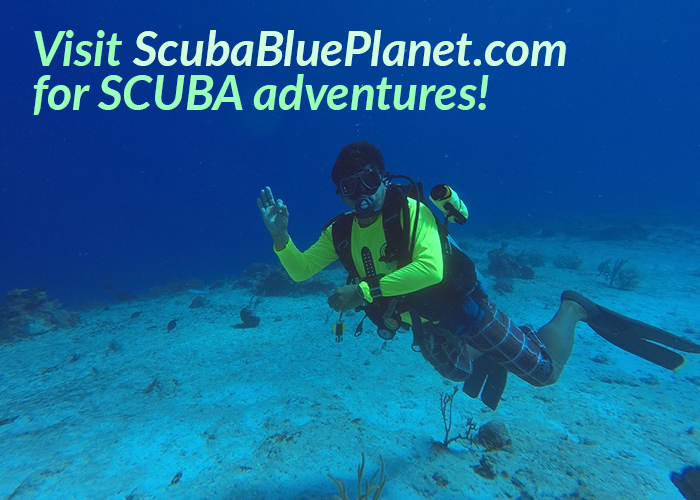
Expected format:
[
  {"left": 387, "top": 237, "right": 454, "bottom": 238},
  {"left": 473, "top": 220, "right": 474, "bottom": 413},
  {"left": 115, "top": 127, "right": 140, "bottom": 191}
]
[{"left": 328, "top": 178, "right": 478, "bottom": 337}]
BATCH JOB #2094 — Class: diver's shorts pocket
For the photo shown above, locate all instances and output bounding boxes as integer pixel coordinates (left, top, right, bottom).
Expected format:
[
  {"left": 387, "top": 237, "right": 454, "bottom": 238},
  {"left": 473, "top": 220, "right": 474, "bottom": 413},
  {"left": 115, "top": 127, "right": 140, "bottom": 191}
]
[{"left": 418, "top": 325, "right": 472, "bottom": 382}]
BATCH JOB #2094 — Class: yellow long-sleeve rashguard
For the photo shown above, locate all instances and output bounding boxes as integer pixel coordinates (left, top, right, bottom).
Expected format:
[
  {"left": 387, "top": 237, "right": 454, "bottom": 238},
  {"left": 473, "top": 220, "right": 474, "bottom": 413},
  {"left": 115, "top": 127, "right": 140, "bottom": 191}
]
[{"left": 274, "top": 198, "right": 444, "bottom": 304}]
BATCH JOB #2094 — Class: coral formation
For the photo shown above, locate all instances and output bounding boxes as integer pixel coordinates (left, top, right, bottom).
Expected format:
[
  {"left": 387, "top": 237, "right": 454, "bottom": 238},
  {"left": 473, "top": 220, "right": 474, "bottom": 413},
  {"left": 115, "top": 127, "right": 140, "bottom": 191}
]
[
  {"left": 472, "top": 455, "right": 497, "bottom": 480},
  {"left": 237, "top": 263, "right": 334, "bottom": 297},
  {"left": 476, "top": 420, "right": 512, "bottom": 451},
  {"left": 436, "top": 386, "right": 478, "bottom": 450},
  {"left": 515, "top": 250, "right": 546, "bottom": 268},
  {"left": 494, "top": 279, "right": 514, "bottom": 294},
  {"left": 328, "top": 453, "right": 386, "bottom": 500},
  {"left": 553, "top": 254, "right": 583, "bottom": 270},
  {"left": 487, "top": 244, "right": 535, "bottom": 280},
  {"left": 236, "top": 295, "right": 262, "bottom": 329},
  {"left": 239, "top": 306, "right": 260, "bottom": 328},
  {"left": 0, "top": 288, "right": 79, "bottom": 342},
  {"left": 598, "top": 258, "right": 640, "bottom": 290}
]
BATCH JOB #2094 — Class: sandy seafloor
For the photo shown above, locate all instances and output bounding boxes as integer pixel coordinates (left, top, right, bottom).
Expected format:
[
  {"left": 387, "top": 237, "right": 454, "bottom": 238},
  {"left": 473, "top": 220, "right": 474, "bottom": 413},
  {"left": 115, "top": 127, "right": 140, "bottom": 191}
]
[{"left": 1, "top": 225, "right": 699, "bottom": 500}]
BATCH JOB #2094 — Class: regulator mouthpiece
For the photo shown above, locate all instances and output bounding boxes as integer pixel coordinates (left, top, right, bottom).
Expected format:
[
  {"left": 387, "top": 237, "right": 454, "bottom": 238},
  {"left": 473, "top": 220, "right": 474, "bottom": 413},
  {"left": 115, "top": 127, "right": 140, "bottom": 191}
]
[
  {"left": 354, "top": 196, "right": 378, "bottom": 217},
  {"left": 429, "top": 184, "right": 469, "bottom": 225}
]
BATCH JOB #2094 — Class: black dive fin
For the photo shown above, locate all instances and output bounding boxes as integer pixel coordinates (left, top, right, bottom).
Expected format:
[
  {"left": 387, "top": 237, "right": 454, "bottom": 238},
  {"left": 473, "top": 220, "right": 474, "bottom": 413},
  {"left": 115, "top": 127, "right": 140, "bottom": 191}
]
[
  {"left": 671, "top": 466, "right": 700, "bottom": 500},
  {"left": 462, "top": 355, "right": 508, "bottom": 410},
  {"left": 462, "top": 357, "right": 489, "bottom": 399},
  {"left": 562, "top": 291, "right": 700, "bottom": 371}
]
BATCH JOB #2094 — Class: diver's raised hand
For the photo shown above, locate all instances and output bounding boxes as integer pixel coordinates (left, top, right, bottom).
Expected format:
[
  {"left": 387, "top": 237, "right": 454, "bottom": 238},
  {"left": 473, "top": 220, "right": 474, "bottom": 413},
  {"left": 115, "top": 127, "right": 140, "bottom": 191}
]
[{"left": 257, "top": 186, "right": 290, "bottom": 250}]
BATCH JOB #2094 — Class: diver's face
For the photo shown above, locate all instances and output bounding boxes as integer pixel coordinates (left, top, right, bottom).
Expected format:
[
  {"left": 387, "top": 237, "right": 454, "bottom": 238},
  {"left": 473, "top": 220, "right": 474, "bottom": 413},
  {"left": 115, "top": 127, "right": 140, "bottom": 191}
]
[{"left": 338, "top": 167, "right": 386, "bottom": 216}]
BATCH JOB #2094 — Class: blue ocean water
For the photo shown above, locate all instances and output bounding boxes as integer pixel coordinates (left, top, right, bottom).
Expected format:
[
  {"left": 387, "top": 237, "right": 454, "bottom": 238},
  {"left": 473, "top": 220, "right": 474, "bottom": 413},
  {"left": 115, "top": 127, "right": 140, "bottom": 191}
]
[{"left": 3, "top": 0, "right": 698, "bottom": 304}]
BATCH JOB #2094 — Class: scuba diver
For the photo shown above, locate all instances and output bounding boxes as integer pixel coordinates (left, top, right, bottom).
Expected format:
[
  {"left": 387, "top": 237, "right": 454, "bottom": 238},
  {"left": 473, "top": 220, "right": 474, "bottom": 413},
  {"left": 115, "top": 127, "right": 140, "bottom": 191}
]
[{"left": 257, "top": 141, "right": 700, "bottom": 409}]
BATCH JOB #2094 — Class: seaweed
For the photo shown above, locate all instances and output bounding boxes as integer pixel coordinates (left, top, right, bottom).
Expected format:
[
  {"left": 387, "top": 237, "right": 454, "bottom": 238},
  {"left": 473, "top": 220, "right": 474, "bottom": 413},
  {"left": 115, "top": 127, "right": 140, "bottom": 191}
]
[{"left": 328, "top": 453, "right": 387, "bottom": 500}]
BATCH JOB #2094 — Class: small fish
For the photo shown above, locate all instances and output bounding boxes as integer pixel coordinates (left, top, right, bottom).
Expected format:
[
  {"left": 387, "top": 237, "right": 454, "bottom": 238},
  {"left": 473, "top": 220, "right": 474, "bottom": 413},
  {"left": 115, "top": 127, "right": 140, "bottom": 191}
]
[
  {"left": 188, "top": 289, "right": 209, "bottom": 295},
  {"left": 130, "top": 311, "right": 142, "bottom": 320},
  {"left": 166, "top": 319, "right": 177, "bottom": 332},
  {"left": 170, "top": 471, "right": 182, "bottom": 486}
]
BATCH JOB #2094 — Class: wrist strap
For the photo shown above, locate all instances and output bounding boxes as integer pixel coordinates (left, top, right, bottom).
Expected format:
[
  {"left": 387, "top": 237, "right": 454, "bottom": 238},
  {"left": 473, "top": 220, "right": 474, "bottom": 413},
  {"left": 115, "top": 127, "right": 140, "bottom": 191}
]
[{"left": 366, "top": 275, "right": 383, "bottom": 299}]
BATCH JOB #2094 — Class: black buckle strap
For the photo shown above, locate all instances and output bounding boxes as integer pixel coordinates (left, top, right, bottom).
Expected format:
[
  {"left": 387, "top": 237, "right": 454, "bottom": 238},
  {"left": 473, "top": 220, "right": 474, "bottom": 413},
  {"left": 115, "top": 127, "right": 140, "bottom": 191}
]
[
  {"left": 409, "top": 310, "right": 424, "bottom": 352},
  {"left": 361, "top": 247, "right": 383, "bottom": 298},
  {"left": 330, "top": 213, "right": 360, "bottom": 280}
]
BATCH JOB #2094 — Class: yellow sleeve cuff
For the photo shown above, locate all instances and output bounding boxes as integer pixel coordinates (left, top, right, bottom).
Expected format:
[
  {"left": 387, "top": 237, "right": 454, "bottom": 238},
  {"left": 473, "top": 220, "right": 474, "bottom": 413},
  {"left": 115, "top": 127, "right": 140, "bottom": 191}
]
[
  {"left": 273, "top": 236, "right": 292, "bottom": 254},
  {"left": 358, "top": 281, "right": 373, "bottom": 304}
]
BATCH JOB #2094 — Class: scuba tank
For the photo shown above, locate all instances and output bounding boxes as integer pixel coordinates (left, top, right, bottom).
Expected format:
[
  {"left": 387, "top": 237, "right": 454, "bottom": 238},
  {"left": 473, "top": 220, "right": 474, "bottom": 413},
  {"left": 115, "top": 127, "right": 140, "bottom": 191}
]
[{"left": 429, "top": 184, "right": 469, "bottom": 225}]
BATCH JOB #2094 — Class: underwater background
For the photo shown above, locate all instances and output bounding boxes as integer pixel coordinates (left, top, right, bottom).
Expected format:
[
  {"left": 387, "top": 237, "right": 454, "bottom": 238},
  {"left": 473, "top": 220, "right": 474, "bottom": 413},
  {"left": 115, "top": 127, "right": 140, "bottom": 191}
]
[{"left": 2, "top": 1, "right": 699, "bottom": 499}]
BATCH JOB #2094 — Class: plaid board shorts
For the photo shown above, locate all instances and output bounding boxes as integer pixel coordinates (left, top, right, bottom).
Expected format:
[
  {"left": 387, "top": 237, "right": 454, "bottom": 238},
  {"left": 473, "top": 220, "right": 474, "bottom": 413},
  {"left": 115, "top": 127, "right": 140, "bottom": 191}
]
[{"left": 418, "top": 293, "right": 554, "bottom": 387}]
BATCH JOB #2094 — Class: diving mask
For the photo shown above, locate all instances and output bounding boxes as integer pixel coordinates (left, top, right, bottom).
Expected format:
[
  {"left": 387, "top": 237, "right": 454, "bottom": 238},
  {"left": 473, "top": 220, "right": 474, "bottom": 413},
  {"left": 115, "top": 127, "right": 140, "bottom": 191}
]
[
  {"left": 338, "top": 169, "right": 383, "bottom": 198},
  {"left": 338, "top": 169, "right": 384, "bottom": 217}
]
